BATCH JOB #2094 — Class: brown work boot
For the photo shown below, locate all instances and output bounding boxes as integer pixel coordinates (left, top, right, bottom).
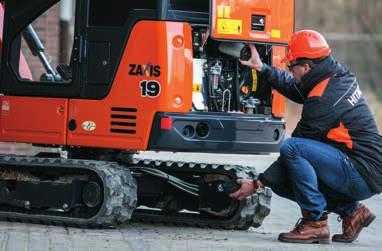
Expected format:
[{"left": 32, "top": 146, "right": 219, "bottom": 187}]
[
  {"left": 278, "top": 211, "right": 330, "bottom": 244},
  {"left": 332, "top": 203, "right": 376, "bottom": 243}
]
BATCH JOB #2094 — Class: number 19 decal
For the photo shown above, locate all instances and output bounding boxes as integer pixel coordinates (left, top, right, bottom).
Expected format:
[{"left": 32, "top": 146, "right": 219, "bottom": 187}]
[{"left": 140, "top": 80, "right": 161, "bottom": 98}]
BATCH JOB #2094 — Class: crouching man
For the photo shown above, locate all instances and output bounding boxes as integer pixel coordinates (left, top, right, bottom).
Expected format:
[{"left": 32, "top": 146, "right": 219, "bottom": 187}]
[{"left": 231, "top": 30, "right": 382, "bottom": 244}]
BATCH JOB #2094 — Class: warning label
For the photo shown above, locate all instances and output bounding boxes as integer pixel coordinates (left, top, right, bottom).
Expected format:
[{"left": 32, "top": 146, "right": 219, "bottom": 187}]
[
  {"left": 193, "top": 84, "right": 202, "bottom": 93},
  {"left": 217, "top": 5, "right": 231, "bottom": 18},
  {"left": 271, "top": 30, "right": 281, "bottom": 38},
  {"left": 217, "top": 19, "right": 242, "bottom": 35},
  {"left": 251, "top": 70, "right": 258, "bottom": 92}
]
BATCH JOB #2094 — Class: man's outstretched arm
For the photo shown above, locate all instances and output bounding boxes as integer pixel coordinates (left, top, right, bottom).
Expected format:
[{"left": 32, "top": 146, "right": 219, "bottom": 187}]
[{"left": 240, "top": 44, "right": 305, "bottom": 104}]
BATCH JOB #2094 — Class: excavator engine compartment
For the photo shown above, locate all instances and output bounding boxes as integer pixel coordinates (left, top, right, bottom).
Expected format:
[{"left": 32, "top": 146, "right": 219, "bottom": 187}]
[{"left": 191, "top": 27, "right": 273, "bottom": 114}]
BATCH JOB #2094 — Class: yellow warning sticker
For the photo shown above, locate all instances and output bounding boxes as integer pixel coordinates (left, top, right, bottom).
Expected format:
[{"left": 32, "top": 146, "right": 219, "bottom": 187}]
[
  {"left": 224, "top": 6, "right": 231, "bottom": 18},
  {"left": 217, "top": 5, "right": 224, "bottom": 18},
  {"left": 251, "top": 70, "right": 258, "bottom": 92},
  {"left": 217, "top": 19, "right": 242, "bottom": 35},
  {"left": 271, "top": 29, "right": 281, "bottom": 38},
  {"left": 193, "top": 84, "right": 202, "bottom": 93}
]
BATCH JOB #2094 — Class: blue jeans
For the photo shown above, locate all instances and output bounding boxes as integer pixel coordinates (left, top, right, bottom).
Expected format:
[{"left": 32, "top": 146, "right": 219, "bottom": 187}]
[{"left": 262, "top": 137, "right": 375, "bottom": 220}]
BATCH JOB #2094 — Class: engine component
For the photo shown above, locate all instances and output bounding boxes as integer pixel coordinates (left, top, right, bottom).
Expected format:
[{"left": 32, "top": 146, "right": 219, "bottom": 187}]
[
  {"left": 192, "top": 58, "right": 207, "bottom": 111},
  {"left": 243, "top": 97, "right": 261, "bottom": 114},
  {"left": 218, "top": 42, "right": 252, "bottom": 61},
  {"left": 219, "top": 179, "right": 241, "bottom": 194},
  {"left": 209, "top": 60, "right": 222, "bottom": 90},
  {"left": 191, "top": 30, "right": 271, "bottom": 114},
  {"left": 221, "top": 89, "right": 232, "bottom": 112}
]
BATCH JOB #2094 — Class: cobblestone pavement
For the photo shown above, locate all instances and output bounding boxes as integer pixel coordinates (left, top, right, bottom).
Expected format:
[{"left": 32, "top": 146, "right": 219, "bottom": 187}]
[{"left": 0, "top": 152, "right": 380, "bottom": 251}]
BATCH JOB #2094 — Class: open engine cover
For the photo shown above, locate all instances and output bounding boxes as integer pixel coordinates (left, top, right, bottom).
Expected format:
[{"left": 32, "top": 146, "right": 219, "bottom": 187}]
[{"left": 210, "top": 0, "right": 295, "bottom": 45}]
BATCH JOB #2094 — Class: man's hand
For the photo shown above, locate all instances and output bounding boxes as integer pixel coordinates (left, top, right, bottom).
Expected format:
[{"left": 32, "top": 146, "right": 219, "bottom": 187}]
[
  {"left": 239, "top": 44, "right": 264, "bottom": 71},
  {"left": 230, "top": 179, "right": 263, "bottom": 201}
]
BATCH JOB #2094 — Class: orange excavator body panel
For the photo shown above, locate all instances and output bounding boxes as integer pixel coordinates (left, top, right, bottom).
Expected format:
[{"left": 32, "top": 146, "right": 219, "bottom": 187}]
[
  {"left": 271, "top": 46, "right": 287, "bottom": 118},
  {"left": 0, "top": 3, "right": 52, "bottom": 145},
  {"left": 0, "top": 96, "right": 68, "bottom": 145},
  {"left": 0, "top": 21, "right": 192, "bottom": 150},
  {"left": 66, "top": 21, "right": 193, "bottom": 150}
]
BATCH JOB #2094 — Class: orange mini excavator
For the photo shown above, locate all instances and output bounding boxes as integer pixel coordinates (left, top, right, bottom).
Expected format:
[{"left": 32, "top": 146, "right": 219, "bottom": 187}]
[{"left": 0, "top": 0, "right": 294, "bottom": 228}]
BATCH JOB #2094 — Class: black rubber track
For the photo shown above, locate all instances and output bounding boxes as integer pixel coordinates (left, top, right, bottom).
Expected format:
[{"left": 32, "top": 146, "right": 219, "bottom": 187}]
[
  {"left": 0, "top": 154, "right": 137, "bottom": 228},
  {"left": 130, "top": 159, "right": 272, "bottom": 230},
  {"left": 0, "top": 155, "right": 271, "bottom": 230}
]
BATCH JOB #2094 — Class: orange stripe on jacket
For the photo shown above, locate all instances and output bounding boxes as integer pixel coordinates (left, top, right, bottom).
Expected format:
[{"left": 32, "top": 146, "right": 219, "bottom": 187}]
[
  {"left": 308, "top": 78, "right": 331, "bottom": 98},
  {"left": 327, "top": 122, "right": 353, "bottom": 149}
]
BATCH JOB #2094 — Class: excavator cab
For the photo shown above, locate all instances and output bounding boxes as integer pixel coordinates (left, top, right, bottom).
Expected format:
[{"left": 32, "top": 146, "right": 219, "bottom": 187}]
[{"left": 0, "top": 0, "right": 294, "bottom": 229}]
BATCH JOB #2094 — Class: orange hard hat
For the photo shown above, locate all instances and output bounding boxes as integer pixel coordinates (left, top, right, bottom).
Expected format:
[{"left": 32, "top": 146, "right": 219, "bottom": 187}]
[{"left": 282, "top": 30, "right": 332, "bottom": 63}]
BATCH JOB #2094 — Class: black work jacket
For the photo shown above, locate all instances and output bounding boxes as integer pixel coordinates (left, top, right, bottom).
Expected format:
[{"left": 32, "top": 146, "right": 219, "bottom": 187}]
[{"left": 259, "top": 56, "right": 382, "bottom": 193}]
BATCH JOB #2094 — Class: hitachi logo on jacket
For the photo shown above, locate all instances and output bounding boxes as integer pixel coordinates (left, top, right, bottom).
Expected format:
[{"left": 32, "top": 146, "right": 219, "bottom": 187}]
[{"left": 347, "top": 86, "right": 362, "bottom": 106}]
